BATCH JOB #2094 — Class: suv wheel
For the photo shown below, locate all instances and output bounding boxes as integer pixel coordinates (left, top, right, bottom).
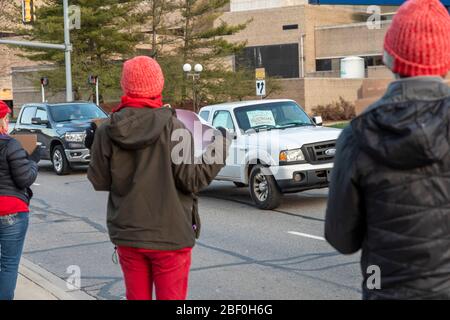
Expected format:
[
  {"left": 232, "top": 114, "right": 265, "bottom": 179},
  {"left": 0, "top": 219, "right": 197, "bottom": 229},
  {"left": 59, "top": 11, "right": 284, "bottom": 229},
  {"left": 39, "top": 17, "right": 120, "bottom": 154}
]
[
  {"left": 52, "top": 145, "right": 71, "bottom": 175},
  {"left": 249, "top": 165, "right": 282, "bottom": 210}
]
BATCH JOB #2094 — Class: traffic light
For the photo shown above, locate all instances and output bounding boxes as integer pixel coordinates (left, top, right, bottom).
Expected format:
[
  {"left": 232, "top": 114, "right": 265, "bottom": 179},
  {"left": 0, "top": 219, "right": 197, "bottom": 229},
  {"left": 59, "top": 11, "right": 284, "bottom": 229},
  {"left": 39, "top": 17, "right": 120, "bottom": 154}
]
[
  {"left": 22, "top": 0, "right": 35, "bottom": 24},
  {"left": 40, "top": 77, "right": 49, "bottom": 87},
  {"left": 88, "top": 75, "right": 98, "bottom": 85}
]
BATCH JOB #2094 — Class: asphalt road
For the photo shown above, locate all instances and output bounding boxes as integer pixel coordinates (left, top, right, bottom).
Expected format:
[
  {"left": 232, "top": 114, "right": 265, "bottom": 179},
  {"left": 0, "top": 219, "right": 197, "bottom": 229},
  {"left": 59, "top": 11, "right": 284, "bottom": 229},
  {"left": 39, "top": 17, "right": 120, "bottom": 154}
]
[{"left": 23, "top": 161, "right": 362, "bottom": 300}]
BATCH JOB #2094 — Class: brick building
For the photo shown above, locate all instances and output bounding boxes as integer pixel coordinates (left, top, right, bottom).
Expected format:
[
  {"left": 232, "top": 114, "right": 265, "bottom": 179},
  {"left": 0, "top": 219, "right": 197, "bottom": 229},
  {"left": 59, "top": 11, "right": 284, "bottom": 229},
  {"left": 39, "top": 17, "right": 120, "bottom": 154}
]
[{"left": 217, "top": 0, "right": 405, "bottom": 113}]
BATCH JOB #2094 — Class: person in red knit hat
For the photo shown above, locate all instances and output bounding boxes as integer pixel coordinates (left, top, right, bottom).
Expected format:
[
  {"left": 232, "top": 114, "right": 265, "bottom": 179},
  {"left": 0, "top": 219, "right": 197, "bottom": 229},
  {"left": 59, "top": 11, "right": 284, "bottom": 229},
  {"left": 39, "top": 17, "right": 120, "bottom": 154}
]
[
  {"left": 0, "top": 101, "right": 39, "bottom": 300},
  {"left": 325, "top": 0, "right": 450, "bottom": 300},
  {"left": 87, "top": 56, "right": 230, "bottom": 300}
]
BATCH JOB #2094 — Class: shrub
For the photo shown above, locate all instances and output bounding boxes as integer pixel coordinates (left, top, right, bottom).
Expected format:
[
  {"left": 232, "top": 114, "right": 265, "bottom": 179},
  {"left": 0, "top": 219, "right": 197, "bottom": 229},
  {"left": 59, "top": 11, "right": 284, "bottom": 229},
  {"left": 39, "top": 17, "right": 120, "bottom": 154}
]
[{"left": 312, "top": 97, "right": 356, "bottom": 121}]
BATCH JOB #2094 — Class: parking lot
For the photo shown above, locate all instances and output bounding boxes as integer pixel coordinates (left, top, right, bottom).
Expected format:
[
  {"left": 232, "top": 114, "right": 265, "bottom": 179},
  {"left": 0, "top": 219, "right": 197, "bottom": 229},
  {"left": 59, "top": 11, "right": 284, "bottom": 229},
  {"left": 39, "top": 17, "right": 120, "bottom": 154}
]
[{"left": 22, "top": 161, "right": 362, "bottom": 300}]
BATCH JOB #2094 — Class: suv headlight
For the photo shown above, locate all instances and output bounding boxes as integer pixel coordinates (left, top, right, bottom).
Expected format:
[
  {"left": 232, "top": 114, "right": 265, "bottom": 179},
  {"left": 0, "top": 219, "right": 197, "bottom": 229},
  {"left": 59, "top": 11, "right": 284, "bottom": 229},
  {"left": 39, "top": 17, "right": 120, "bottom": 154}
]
[
  {"left": 280, "top": 149, "right": 305, "bottom": 162},
  {"left": 65, "top": 132, "right": 86, "bottom": 143}
]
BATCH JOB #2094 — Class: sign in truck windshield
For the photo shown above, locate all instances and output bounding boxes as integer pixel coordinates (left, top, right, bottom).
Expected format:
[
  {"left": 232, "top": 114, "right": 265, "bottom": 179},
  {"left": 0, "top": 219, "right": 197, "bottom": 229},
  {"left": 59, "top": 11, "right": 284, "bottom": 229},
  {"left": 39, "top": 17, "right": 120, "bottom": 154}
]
[{"left": 247, "top": 110, "right": 276, "bottom": 128}]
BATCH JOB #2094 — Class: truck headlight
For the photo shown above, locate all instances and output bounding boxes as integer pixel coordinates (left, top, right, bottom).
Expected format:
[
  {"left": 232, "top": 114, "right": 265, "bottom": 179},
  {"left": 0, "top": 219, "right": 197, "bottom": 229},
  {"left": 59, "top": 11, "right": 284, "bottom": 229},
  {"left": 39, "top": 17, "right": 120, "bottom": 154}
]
[
  {"left": 65, "top": 132, "right": 86, "bottom": 143},
  {"left": 280, "top": 149, "right": 305, "bottom": 162}
]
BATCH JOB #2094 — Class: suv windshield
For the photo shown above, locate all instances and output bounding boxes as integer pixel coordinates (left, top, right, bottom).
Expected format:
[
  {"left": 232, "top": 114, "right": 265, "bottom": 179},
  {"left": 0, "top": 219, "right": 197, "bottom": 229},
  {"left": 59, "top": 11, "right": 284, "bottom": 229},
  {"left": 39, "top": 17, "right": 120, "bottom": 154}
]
[
  {"left": 234, "top": 101, "right": 314, "bottom": 132},
  {"left": 49, "top": 103, "right": 108, "bottom": 122}
]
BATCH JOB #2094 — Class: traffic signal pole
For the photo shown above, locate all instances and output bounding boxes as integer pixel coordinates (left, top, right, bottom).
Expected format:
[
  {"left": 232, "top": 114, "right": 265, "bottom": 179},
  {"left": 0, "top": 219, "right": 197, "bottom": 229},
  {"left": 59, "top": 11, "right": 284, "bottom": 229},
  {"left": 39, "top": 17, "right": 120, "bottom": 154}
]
[
  {"left": 0, "top": 0, "right": 74, "bottom": 102},
  {"left": 62, "top": 0, "right": 73, "bottom": 102}
]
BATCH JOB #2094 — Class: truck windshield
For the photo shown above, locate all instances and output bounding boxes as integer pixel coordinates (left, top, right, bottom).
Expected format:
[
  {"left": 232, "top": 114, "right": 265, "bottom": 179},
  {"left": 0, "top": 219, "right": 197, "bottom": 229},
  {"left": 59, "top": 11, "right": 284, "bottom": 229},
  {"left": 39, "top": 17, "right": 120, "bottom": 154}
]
[
  {"left": 49, "top": 104, "right": 108, "bottom": 122},
  {"left": 234, "top": 101, "right": 314, "bottom": 132}
]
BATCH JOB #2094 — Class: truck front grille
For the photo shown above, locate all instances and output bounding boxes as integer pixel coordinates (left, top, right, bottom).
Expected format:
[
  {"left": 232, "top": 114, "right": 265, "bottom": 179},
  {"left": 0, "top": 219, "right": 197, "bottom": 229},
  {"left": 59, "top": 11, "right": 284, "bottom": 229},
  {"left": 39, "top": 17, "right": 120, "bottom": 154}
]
[{"left": 303, "top": 141, "right": 337, "bottom": 164}]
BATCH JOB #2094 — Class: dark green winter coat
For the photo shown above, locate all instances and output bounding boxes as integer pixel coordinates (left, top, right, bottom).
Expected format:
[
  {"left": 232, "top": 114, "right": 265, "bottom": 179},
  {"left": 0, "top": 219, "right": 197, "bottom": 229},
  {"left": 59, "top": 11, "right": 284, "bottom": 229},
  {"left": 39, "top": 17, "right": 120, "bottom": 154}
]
[{"left": 88, "top": 107, "right": 229, "bottom": 251}]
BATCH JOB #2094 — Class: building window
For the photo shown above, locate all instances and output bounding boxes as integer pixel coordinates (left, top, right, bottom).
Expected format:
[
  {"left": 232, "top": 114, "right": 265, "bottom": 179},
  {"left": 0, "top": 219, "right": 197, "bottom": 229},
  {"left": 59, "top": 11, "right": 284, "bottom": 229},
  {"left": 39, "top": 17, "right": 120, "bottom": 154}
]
[
  {"left": 364, "top": 56, "right": 384, "bottom": 67},
  {"left": 236, "top": 44, "right": 300, "bottom": 79},
  {"left": 283, "top": 24, "right": 299, "bottom": 31},
  {"left": 316, "top": 59, "right": 332, "bottom": 72}
]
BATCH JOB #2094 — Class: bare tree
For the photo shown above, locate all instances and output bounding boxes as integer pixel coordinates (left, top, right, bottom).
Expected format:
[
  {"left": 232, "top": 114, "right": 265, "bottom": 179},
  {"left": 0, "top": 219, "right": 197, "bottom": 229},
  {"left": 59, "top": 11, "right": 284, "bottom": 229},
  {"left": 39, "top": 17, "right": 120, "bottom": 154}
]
[{"left": 134, "top": 0, "right": 178, "bottom": 58}]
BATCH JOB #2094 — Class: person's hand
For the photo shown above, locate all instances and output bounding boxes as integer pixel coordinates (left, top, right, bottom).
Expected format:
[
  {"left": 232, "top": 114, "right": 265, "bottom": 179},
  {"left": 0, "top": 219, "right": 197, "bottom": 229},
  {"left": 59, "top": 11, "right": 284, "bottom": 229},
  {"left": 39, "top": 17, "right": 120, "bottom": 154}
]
[
  {"left": 85, "top": 122, "right": 97, "bottom": 150},
  {"left": 29, "top": 147, "right": 41, "bottom": 163}
]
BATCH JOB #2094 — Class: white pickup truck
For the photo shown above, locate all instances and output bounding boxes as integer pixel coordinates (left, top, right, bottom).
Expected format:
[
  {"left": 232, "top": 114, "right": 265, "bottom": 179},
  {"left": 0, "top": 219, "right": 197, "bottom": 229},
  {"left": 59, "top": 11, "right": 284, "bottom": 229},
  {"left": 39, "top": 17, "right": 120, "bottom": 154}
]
[{"left": 199, "top": 99, "right": 342, "bottom": 210}]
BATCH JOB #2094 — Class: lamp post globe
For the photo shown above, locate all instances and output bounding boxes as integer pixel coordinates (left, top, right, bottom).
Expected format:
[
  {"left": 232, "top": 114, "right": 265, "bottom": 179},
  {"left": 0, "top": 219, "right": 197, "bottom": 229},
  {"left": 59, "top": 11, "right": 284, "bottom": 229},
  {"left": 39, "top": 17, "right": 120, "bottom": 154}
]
[
  {"left": 194, "top": 64, "right": 203, "bottom": 73},
  {"left": 183, "top": 63, "right": 192, "bottom": 73}
]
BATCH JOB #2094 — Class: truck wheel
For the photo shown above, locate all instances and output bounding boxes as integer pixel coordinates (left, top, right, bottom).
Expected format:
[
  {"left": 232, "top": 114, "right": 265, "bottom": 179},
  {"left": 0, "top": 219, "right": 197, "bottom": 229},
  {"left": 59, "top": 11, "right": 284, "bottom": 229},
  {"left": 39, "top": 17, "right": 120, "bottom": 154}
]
[
  {"left": 233, "top": 182, "right": 247, "bottom": 188},
  {"left": 52, "top": 145, "right": 71, "bottom": 175},
  {"left": 249, "top": 165, "right": 281, "bottom": 210}
]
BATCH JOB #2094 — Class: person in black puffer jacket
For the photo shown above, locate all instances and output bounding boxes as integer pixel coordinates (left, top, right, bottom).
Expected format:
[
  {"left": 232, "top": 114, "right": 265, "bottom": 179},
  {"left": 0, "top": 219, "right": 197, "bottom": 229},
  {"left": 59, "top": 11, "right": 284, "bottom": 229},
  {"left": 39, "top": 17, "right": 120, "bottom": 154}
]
[
  {"left": 325, "top": 0, "right": 450, "bottom": 300},
  {"left": 0, "top": 101, "right": 39, "bottom": 300}
]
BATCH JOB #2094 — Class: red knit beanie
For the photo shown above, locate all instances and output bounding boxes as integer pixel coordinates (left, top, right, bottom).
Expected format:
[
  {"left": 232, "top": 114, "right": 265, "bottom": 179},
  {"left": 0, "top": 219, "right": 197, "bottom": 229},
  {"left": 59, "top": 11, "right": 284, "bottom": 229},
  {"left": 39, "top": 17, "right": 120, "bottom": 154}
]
[
  {"left": 384, "top": 0, "right": 450, "bottom": 77},
  {"left": 0, "top": 101, "right": 11, "bottom": 119},
  {"left": 121, "top": 56, "right": 165, "bottom": 98}
]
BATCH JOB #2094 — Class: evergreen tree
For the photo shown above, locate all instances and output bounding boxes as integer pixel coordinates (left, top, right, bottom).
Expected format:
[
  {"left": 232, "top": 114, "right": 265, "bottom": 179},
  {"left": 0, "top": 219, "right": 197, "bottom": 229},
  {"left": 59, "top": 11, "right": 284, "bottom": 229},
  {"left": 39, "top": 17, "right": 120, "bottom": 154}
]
[{"left": 16, "top": 0, "right": 146, "bottom": 101}]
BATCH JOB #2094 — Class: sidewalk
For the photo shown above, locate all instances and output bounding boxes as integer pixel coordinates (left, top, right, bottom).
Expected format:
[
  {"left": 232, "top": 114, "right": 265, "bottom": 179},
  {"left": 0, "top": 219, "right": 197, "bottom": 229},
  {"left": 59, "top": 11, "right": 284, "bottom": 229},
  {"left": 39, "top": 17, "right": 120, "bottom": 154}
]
[{"left": 15, "top": 258, "right": 96, "bottom": 300}]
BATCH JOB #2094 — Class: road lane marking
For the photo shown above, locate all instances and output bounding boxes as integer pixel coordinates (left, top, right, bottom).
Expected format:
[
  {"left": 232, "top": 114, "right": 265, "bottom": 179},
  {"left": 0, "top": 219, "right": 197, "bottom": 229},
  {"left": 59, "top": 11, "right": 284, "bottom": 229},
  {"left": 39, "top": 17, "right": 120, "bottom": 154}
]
[
  {"left": 33, "top": 183, "right": 40, "bottom": 186},
  {"left": 288, "top": 231, "right": 325, "bottom": 241}
]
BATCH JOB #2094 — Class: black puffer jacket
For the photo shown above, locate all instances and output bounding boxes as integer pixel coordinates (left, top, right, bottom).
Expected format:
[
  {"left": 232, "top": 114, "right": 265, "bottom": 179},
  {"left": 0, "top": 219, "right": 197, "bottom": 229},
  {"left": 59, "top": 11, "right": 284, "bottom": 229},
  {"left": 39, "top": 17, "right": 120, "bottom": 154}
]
[
  {"left": 0, "top": 136, "right": 38, "bottom": 204},
  {"left": 325, "top": 77, "right": 450, "bottom": 300}
]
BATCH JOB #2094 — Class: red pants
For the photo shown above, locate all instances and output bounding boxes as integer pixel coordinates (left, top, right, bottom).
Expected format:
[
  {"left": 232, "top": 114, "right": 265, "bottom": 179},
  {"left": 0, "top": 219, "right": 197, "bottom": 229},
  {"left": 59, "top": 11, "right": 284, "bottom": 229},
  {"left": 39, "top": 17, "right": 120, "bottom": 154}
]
[{"left": 117, "top": 246, "right": 192, "bottom": 300}]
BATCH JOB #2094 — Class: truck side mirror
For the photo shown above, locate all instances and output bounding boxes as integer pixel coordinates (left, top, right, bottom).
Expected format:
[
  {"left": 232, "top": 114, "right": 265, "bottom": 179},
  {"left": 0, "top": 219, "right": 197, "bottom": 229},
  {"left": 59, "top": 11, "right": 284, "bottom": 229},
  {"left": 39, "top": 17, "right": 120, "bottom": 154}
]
[{"left": 313, "top": 116, "right": 323, "bottom": 126}]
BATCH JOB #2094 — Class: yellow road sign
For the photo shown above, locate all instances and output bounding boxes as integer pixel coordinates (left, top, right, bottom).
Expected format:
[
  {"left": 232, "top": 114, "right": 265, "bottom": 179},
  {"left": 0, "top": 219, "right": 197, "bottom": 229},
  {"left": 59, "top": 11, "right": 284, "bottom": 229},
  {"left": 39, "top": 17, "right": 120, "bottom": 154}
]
[
  {"left": 255, "top": 68, "right": 266, "bottom": 80},
  {"left": 0, "top": 88, "right": 12, "bottom": 101}
]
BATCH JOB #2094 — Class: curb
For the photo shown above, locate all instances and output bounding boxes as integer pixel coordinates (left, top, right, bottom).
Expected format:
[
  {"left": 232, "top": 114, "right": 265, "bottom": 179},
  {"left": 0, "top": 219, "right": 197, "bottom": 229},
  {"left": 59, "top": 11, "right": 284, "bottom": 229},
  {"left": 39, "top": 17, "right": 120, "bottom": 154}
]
[{"left": 19, "top": 258, "right": 96, "bottom": 300}]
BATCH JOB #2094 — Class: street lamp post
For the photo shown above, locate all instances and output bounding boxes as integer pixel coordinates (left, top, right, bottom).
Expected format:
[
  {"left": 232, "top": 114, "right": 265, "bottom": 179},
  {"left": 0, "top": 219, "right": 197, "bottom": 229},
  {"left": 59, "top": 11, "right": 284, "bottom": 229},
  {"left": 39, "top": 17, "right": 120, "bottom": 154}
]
[
  {"left": 88, "top": 75, "right": 99, "bottom": 105},
  {"left": 183, "top": 63, "right": 203, "bottom": 112}
]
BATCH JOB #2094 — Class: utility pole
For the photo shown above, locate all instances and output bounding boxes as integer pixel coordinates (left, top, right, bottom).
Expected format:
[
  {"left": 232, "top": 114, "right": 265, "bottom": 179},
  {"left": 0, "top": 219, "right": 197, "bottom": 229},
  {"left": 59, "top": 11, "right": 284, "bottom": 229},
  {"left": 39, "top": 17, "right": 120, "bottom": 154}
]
[
  {"left": 62, "top": 0, "right": 73, "bottom": 102},
  {"left": 0, "top": 0, "right": 74, "bottom": 102}
]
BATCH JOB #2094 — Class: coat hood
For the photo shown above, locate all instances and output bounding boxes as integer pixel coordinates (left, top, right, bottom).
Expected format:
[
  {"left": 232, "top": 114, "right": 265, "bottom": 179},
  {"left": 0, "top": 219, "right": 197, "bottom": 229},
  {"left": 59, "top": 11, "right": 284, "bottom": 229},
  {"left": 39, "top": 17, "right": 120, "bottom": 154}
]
[
  {"left": 106, "top": 107, "right": 174, "bottom": 150},
  {"left": 352, "top": 77, "right": 450, "bottom": 169}
]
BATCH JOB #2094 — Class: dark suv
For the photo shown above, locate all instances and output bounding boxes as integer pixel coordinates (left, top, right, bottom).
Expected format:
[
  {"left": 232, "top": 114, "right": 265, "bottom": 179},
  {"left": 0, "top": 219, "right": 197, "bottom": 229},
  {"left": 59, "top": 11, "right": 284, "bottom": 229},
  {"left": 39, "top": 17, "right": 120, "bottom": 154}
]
[{"left": 11, "top": 102, "right": 108, "bottom": 175}]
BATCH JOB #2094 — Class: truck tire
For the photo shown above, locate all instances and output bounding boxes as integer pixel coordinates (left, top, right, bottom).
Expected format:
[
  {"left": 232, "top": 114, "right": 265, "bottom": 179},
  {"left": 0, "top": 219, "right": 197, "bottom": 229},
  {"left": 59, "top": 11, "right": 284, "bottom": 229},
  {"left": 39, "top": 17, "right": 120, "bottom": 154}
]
[
  {"left": 233, "top": 182, "right": 247, "bottom": 188},
  {"left": 52, "top": 145, "right": 71, "bottom": 175},
  {"left": 249, "top": 165, "right": 282, "bottom": 210}
]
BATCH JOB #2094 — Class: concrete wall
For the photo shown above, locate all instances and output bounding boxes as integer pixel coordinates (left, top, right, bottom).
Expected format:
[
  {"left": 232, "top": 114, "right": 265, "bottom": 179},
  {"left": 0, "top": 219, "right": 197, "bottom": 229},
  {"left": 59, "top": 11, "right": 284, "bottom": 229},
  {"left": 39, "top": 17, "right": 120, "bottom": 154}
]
[
  {"left": 269, "top": 77, "right": 373, "bottom": 114},
  {"left": 268, "top": 76, "right": 450, "bottom": 116},
  {"left": 367, "top": 66, "right": 393, "bottom": 79},
  {"left": 315, "top": 21, "right": 391, "bottom": 59},
  {"left": 302, "top": 6, "right": 361, "bottom": 74},
  {"left": 269, "top": 78, "right": 306, "bottom": 109},
  {"left": 218, "top": 4, "right": 359, "bottom": 77},
  {"left": 304, "top": 78, "right": 365, "bottom": 112}
]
